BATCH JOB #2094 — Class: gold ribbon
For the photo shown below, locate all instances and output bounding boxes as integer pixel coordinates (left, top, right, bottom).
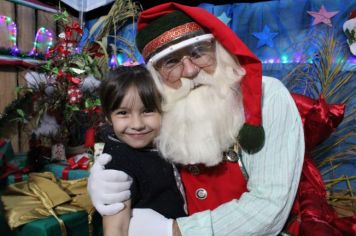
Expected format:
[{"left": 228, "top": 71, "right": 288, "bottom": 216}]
[{"left": 1, "top": 172, "right": 94, "bottom": 236}]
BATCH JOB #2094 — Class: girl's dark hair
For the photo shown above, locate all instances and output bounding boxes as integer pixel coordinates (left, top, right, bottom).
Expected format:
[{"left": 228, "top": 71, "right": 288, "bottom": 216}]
[{"left": 99, "top": 64, "right": 162, "bottom": 119}]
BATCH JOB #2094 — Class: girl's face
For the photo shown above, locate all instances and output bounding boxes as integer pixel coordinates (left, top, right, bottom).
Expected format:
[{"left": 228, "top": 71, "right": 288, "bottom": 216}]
[{"left": 110, "top": 86, "right": 161, "bottom": 149}]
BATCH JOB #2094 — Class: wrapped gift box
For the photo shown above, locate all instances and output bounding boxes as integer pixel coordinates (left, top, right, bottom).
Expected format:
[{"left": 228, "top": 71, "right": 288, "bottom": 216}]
[
  {"left": 0, "top": 208, "right": 102, "bottom": 236},
  {"left": 0, "top": 139, "right": 15, "bottom": 168},
  {"left": 7, "top": 153, "right": 28, "bottom": 170},
  {"left": 6, "top": 173, "right": 29, "bottom": 185},
  {"left": 0, "top": 188, "right": 16, "bottom": 236},
  {"left": 14, "top": 211, "right": 102, "bottom": 236},
  {"left": 43, "top": 163, "right": 89, "bottom": 180},
  {"left": 0, "top": 172, "right": 102, "bottom": 236},
  {"left": 1, "top": 145, "right": 29, "bottom": 186}
]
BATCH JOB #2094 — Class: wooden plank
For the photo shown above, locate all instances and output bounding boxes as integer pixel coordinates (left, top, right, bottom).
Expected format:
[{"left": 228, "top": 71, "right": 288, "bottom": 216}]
[
  {"left": 37, "top": 10, "right": 56, "bottom": 31},
  {"left": 16, "top": 4, "right": 36, "bottom": 54},
  {"left": 0, "top": 1, "right": 15, "bottom": 18},
  {"left": 0, "top": 65, "right": 19, "bottom": 152},
  {"left": 37, "top": 10, "right": 57, "bottom": 55},
  {"left": 0, "top": 67, "right": 17, "bottom": 115},
  {"left": 0, "top": 67, "right": 33, "bottom": 152},
  {"left": 17, "top": 69, "right": 29, "bottom": 152},
  {"left": 7, "top": 0, "right": 57, "bottom": 13},
  {"left": 0, "top": 2, "right": 18, "bottom": 151},
  {"left": 15, "top": 4, "right": 35, "bottom": 152},
  {"left": 0, "top": 1, "right": 15, "bottom": 49}
]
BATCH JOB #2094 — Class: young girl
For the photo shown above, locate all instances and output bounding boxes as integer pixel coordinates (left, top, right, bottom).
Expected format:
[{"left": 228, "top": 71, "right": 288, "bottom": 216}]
[{"left": 99, "top": 65, "right": 186, "bottom": 236}]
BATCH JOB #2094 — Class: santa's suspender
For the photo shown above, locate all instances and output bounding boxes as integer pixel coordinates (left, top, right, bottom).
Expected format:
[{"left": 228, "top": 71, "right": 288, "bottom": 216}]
[{"left": 172, "top": 164, "right": 188, "bottom": 214}]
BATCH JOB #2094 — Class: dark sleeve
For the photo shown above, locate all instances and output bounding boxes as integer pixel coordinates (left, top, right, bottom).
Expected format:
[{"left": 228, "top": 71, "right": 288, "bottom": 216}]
[{"left": 103, "top": 142, "right": 141, "bottom": 205}]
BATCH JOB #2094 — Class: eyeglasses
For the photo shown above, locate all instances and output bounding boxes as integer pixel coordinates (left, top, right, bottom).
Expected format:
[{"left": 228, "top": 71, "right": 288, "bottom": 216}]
[{"left": 155, "top": 39, "right": 216, "bottom": 81}]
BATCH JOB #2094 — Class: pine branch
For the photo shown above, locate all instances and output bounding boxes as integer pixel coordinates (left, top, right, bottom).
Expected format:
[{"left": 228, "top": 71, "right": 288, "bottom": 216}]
[{"left": 0, "top": 92, "right": 33, "bottom": 138}]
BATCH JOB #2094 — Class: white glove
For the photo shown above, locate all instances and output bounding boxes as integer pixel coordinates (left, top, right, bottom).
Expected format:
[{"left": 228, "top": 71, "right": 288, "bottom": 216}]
[
  {"left": 128, "top": 208, "right": 173, "bottom": 236},
  {"left": 88, "top": 153, "right": 132, "bottom": 215}
]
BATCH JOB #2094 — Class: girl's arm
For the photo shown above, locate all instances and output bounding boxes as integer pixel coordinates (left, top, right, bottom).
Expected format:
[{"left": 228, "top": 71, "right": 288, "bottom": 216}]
[{"left": 103, "top": 200, "right": 131, "bottom": 236}]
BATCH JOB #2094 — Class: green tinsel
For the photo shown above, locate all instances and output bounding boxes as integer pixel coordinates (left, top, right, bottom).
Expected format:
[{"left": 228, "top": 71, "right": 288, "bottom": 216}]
[{"left": 0, "top": 47, "right": 45, "bottom": 60}]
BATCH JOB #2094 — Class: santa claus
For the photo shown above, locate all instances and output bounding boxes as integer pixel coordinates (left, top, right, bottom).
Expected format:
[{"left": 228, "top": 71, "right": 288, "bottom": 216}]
[{"left": 89, "top": 3, "right": 305, "bottom": 235}]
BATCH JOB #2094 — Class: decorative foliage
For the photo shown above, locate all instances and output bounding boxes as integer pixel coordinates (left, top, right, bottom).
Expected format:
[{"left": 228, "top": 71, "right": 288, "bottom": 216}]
[
  {"left": 81, "top": 0, "right": 141, "bottom": 72},
  {"left": 0, "top": 93, "right": 33, "bottom": 138},
  {"left": 282, "top": 30, "right": 355, "bottom": 213},
  {"left": 283, "top": 30, "right": 353, "bottom": 103},
  {"left": 0, "top": 9, "right": 104, "bottom": 148}
]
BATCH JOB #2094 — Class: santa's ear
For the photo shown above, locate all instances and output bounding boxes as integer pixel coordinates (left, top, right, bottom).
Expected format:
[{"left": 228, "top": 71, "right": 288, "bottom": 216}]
[{"left": 234, "top": 66, "right": 246, "bottom": 76}]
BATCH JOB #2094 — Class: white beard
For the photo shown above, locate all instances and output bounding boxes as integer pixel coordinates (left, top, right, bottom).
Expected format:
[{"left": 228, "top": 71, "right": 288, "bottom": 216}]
[{"left": 152, "top": 47, "right": 246, "bottom": 166}]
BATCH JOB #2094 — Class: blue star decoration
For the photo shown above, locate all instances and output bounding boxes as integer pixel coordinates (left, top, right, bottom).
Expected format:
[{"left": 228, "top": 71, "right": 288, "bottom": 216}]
[
  {"left": 252, "top": 25, "right": 278, "bottom": 48},
  {"left": 217, "top": 12, "right": 231, "bottom": 25}
]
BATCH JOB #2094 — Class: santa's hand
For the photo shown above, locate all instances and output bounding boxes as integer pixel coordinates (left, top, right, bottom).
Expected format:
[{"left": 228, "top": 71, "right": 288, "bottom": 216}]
[
  {"left": 88, "top": 153, "right": 132, "bottom": 216},
  {"left": 129, "top": 208, "right": 173, "bottom": 236}
]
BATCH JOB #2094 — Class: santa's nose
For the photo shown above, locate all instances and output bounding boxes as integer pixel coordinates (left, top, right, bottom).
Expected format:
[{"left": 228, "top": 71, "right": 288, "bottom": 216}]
[{"left": 181, "top": 57, "right": 200, "bottom": 79}]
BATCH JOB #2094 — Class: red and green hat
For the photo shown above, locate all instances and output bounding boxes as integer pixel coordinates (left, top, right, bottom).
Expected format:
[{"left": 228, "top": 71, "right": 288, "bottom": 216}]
[{"left": 136, "top": 2, "right": 265, "bottom": 154}]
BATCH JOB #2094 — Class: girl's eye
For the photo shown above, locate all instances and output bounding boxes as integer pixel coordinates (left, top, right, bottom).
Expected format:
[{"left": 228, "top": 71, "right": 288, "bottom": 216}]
[
  {"left": 143, "top": 108, "right": 155, "bottom": 114},
  {"left": 116, "top": 110, "right": 127, "bottom": 116}
]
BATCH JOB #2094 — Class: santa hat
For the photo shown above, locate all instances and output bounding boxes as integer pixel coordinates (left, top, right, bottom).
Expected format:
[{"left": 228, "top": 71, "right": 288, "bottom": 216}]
[
  {"left": 136, "top": 2, "right": 264, "bottom": 154},
  {"left": 343, "top": 10, "right": 356, "bottom": 56}
]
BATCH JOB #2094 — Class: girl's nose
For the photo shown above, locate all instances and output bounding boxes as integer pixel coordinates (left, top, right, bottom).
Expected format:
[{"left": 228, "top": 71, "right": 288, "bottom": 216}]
[{"left": 131, "top": 114, "right": 145, "bottom": 130}]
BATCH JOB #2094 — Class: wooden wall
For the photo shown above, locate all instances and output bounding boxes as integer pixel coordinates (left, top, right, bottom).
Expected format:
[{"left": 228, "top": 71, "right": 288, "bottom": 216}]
[{"left": 0, "top": 1, "right": 58, "bottom": 153}]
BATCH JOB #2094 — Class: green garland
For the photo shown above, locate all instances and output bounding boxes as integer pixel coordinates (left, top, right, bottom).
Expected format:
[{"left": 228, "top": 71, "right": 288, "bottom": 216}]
[{"left": 0, "top": 47, "right": 45, "bottom": 60}]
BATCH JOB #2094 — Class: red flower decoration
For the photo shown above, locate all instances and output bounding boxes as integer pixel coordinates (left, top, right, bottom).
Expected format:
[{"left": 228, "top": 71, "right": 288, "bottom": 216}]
[
  {"left": 68, "top": 76, "right": 81, "bottom": 84},
  {"left": 67, "top": 86, "right": 83, "bottom": 104}
]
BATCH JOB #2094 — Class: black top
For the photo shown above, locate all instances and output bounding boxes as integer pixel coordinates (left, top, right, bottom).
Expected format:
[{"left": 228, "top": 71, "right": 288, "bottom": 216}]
[{"left": 104, "top": 136, "right": 186, "bottom": 219}]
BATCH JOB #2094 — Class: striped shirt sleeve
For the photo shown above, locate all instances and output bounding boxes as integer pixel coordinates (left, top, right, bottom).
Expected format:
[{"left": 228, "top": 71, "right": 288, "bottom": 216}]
[{"left": 177, "top": 76, "right": 305, "bottom": 236}]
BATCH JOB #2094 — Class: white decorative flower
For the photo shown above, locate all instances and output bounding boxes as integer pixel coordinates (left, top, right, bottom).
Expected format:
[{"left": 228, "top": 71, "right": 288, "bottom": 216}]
[
  {"left": 343, "top": 16, "right": 356, "bottom": 55},
  {"left": 350, "top": 42, "right": 356, "bottom": 56},
  {"left": 44, "top": 85, "right": 54, "bottom": 96},
  {"left": 343, "top": 18, "right": 356, "bottom": 34},
  {"left": 33, "top": 113, "right": 60, "bottom": 137},
  {"left": 25, "top": 71, "right": 48, "bottom": 90},
  {"left": 58, "top": 32, "right": 66, "bottom": 39},
  {"left": 80, "top": 75, "right": 101, "bottom": 92},
  {"left": 67, "top": 86, "right": 83, "bottom": 104}
]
